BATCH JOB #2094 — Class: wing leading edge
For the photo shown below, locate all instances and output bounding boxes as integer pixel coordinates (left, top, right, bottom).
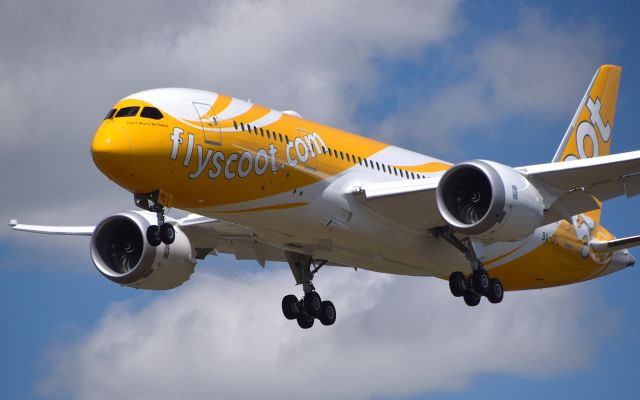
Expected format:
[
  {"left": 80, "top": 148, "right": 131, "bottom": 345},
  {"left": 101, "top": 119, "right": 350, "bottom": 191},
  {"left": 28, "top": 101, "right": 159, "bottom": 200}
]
[{"left": 9, "top": 214, "right": 287, "bottom": 266}]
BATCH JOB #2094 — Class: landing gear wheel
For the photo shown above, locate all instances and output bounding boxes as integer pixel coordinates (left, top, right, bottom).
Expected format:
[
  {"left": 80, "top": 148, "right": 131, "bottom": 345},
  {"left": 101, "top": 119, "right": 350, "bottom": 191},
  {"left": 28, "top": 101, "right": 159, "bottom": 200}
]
[
  {"left": 159, "top": 223, "right": 175, "bottom": 245},
  {"left": 472, "top": 269, "right": 490, "bottom": 295},
  {"left": 487, "top": 278, "right": 504, "bottom": 304},
  {"left": 463, "top": 291, "right": 481, "bottom": 307},
  {"left": 449, "top": 271, "right": 466, "bottom": 297},
  {"left": 296, "top": 313, "right": 314, "bottom": 329},
  {"left": 146, "top": 225, "right": 161, "bottom": 247},
  {"left": 282, "top": 295, "right": 301, "bottom": 320},
  {"left": 319, "top": 301, "right": 336, "bottom": 326},
  {"left": 303, "top": 292, "right": 322, "bottom": 317}
]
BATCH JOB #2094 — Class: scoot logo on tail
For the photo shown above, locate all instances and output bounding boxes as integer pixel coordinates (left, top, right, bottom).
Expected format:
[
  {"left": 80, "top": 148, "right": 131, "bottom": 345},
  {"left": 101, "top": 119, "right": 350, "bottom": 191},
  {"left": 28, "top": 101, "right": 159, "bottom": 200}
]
[
  {"left": 565, "top": 96, "right": 612, "bottom": 259},
  {"left": 564, "top": 97, "right": 612, "bottom": 161}
]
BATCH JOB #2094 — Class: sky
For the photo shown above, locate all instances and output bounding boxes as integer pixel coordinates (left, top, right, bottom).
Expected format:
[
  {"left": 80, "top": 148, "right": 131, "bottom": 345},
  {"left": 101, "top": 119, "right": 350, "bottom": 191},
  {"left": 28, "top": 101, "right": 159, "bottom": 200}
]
[{"left": 1, "top": 1, "right": 639, "bottom": 399}]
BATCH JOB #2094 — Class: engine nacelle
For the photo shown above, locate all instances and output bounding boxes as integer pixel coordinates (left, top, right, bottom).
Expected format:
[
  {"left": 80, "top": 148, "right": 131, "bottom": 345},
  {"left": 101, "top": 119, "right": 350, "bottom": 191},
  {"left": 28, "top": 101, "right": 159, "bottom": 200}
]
[
  {"left": 90, "top": 211, "right": 195, "bottom": 290},
  {"left": 436, "top": 160, "right": 545, "bottom": 242}
]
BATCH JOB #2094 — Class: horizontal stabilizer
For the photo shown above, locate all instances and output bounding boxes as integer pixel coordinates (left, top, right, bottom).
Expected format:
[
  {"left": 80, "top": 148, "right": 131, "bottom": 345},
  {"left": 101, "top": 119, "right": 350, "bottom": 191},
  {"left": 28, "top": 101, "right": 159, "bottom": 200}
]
[
  {"left": 590, "top": 235, "right": 640, "bottom": 253},
  {"left": 8, "top": 220, "right": 94, "bottom": 236}
]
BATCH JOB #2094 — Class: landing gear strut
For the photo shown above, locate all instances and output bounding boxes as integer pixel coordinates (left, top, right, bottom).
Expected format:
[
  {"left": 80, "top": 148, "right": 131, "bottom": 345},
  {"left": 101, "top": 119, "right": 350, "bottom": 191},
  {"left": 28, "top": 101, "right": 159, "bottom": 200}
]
[
  {"left": 435, "top": 228, "right": 504, "bottom": 306},
  {"left": 135, "top": 190, "right": 175, "bottom": 246},
  {"left": 282, "top": 251, "right": 336, "bottom": 329}
]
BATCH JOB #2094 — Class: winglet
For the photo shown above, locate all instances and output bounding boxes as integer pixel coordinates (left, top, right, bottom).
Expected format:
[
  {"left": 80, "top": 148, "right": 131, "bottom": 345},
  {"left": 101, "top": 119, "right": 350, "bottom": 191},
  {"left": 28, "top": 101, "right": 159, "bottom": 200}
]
[{"left": 8, "top": 219, "right": 17, "bottom": 227}]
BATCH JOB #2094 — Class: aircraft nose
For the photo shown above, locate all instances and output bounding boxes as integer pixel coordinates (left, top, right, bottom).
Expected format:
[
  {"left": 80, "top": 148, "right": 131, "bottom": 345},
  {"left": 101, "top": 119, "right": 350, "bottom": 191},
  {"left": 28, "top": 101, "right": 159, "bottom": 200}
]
[{"left": 91, "top": 122, "right": 131, "bottom": 176}]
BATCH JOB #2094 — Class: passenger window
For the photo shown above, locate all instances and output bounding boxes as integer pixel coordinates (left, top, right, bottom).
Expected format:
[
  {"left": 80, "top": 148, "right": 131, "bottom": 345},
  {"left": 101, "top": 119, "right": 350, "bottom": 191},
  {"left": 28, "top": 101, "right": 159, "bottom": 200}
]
[
  {"left": 376, "top": 162, "right": 380, "bottom": 171},
  {"left": 279, "top": 133, "right": 283, "bottom": 142},
  {"left": 233, "top": 121, "right": 238, "bottom": 130},
  {"left": 334, "top": 149, "right": 338, "bottom": 158},
  {"left": 364, "top": 159, "right": 369, "bottom": 167},
  {"left": 115, "top": 106, "right": 140, "bottom": 118},
  {"left": 340, "top": 151, "right": 344, "bottom": 160},
  {"left": 104, "top": 109, "right": 116, "bottom": 120},
  {"left": 358, "top": 156, "right": 362, "bottom": 165},
  {"left": 140, "top": 107, "right": 163, "bottom": 120},
  {"left": 285, "top": 135, "right": 290, "bottom": 142}
]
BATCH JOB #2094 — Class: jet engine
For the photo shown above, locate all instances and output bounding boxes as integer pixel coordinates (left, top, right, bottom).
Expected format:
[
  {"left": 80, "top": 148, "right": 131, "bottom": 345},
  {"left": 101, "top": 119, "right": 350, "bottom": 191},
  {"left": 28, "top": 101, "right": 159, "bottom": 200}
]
[
  {"left": 436, "top": 160, "right": 545, "bottom": 242},
  {"left": 90, "top": 211, "right": 195, "bottom": 289}
]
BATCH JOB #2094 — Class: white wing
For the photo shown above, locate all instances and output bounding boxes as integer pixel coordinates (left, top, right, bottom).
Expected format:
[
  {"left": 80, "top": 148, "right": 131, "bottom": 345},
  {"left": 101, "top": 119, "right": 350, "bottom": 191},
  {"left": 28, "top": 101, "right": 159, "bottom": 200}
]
[
  {"left": 519, "top": 150, "right": 640, "bottom": 201},
  {"left": 9, "top": 220, "right": 94, "bottom": 236},
  {"left": 9, "top": 213, "right": 287, "bottom": 267},
  {"left": 352, "top": 150, "right": 640, "bottom": 231},
  {"left": 352, "top": 176, "right": 442, "bottom": 231}
]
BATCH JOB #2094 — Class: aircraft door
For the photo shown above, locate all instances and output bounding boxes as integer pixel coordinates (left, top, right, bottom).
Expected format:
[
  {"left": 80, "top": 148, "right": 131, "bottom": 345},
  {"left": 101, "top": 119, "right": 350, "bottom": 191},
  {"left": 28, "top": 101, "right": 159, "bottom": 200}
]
[{"left": 193, "top": 102, "right": 222, "bottom": 145}]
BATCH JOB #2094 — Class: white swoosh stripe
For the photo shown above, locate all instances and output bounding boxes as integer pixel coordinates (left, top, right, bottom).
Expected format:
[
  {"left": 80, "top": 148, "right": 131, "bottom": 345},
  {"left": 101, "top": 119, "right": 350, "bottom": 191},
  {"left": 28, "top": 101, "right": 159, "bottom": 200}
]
[{"left": 216, "top": 98, "right": 253, "bottom": 121}]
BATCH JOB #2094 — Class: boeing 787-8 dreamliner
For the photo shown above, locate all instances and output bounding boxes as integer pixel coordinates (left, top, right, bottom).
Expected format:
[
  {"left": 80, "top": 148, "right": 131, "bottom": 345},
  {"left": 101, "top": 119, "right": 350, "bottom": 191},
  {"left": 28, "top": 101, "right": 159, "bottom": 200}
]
[{"left": 11, "top": 65, "right": 639, "bottom": 329}]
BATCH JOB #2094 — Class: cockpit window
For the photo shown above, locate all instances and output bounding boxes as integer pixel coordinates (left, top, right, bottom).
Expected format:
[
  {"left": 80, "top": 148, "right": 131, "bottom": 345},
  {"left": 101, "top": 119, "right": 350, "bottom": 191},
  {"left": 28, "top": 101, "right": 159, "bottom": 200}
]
[
  {"left": 140, "top": 107, "right": 164, "bottom": 120},
  {"left": 104, "top": 109, "right": 116, "bottom": 120},
  {"left": 115, "top": 106, "right": 140, "bottom": 118}
]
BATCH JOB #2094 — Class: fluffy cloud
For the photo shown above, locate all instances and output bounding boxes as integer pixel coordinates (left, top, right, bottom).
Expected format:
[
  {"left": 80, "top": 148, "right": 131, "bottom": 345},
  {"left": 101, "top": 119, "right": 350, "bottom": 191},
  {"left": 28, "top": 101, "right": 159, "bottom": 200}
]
[
  {"left": 38, "top": 266, "right": 612, "bottom": 400},
  {"left": 373, "top": 8, "right": 607, "bottom": 156},
  {"left": 0, "top": 0, "right": 457, "bottom": 260}
]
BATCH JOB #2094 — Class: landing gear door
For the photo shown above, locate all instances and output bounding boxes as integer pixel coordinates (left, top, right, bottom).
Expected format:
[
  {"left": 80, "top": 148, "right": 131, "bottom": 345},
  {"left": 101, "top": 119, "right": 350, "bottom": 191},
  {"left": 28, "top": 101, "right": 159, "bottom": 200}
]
[{"left": 193, "top": 102, "right": 222, "bottom": 145}]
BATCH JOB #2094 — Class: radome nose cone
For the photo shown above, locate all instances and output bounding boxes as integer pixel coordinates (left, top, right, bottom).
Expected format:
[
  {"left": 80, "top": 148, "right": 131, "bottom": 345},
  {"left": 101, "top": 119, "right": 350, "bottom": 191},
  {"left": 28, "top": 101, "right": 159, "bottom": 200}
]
[{"left": 91, "top": 122, "right": 130, "bottom": 176}]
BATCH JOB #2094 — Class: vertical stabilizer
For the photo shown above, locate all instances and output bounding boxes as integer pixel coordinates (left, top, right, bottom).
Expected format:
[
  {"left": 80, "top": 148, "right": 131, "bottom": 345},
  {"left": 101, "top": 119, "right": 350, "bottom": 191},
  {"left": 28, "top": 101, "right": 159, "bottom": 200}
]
[
  {"left": 552, "top": 65, "right": 622, "bottom": 223},
  {"left": 552, "top": 65, "right": 621, "bottom": 163}
]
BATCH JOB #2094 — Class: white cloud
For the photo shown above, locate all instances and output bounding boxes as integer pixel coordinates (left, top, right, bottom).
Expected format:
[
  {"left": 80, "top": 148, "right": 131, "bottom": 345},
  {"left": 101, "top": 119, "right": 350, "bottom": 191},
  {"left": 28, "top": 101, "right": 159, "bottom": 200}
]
[
  {"left": 374, "top": 8, "right": 607, "bottom": 156},
  {"left": 38, "top": 266, "right": 612, "bottom": 400},
  {"left": 0, "top": 0, "right": 457, "bottom": 259}
]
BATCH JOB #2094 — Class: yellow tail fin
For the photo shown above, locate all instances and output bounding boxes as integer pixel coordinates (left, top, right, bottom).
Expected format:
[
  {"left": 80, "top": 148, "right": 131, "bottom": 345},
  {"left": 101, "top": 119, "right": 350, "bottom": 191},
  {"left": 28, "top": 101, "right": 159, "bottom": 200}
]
[{"left": 552, "top": 65, "right": 622, "bottom": 223}]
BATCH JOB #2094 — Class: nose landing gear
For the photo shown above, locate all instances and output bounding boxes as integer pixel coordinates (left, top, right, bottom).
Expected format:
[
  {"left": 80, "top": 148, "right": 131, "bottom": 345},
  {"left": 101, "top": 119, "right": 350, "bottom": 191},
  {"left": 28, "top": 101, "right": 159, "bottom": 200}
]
[
  {"left": 282, "top": 251, "right": 337, "bottom": 329},
  {"left": 135, "top": 190, "right": 175, "bottom": 246}
]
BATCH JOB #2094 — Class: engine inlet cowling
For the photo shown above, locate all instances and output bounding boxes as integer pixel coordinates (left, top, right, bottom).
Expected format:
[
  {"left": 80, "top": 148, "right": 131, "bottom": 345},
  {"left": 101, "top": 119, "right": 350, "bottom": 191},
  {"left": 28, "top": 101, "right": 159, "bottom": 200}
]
[
  {"left": 90, "top": 211, "right": 195, "bottom": 290},
  {"left": 436, "top": 160, "right": 544, "bottom": 242}
]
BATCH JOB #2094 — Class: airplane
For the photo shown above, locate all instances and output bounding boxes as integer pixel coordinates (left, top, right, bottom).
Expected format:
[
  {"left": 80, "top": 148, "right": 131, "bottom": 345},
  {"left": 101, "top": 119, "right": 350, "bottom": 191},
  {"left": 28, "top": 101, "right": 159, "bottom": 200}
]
[{"left": 10, "top": 64, "right": 640, "bottom": 329}]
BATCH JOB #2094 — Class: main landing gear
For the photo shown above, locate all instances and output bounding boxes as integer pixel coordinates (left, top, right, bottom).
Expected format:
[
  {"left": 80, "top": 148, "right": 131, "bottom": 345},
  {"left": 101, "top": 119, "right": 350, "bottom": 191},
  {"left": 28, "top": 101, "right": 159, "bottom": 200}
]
[
  {"left": 435, "top": 229, "right": 504, "bottom": 306},
  {"left": 282, "top": 251, "right": 336, "bottom": 329},
  {"left": 135, "top": 191, "right": 175, "bottom": 247}
]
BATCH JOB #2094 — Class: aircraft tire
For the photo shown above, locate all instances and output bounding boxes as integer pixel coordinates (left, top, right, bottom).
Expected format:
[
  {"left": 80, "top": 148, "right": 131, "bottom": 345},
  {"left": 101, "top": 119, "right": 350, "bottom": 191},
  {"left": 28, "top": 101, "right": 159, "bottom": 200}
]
[
  {"left": 319, "top": 301, "right": 336, "bottom": 326},
  {"left": 303, "top": 292, "right": 322, "bottom": 317},
  {"left": 449, "top": 271, "right": 466, "bottom": 297},
  {"left": 159, "top": 223, "right": 175, "bottom": 245},
  {"left": 296, "top": 313, "right": 314, "bottom": 329},
  {"left": 463, "top": 291, "right": 481, "bottom": 307},
  {"left": 282, "top": 295, "right": 300, "bottom": 320},
  {"left": 146, "top": 225, "right": 162, "bottom": 247},
  {"left": 487, "top": 278, "right": 504, "bottom": 304},
  {"left": 472, "top": 269, "right": 490, "bottom": 295}
]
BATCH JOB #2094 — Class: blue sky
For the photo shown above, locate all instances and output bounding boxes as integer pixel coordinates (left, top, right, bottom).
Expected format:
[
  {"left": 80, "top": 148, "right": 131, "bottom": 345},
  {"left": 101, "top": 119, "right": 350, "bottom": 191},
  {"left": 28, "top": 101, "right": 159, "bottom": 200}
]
[{"left": 1, "top": 1, "right": 639, "bottom": 399}]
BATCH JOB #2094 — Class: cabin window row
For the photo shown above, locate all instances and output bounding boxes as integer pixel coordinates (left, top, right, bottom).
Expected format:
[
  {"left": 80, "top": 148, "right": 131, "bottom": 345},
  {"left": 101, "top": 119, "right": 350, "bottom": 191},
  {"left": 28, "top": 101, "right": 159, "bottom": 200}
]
[{"left": 233, "top": 120, "right": 426, "bottom": 180}]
